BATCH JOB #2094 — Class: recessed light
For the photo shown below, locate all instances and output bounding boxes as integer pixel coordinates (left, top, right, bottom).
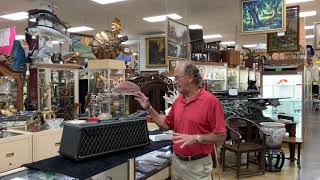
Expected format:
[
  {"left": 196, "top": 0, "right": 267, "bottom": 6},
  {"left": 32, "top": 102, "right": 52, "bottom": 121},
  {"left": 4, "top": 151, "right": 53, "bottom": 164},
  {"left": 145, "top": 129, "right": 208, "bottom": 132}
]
[
  {"left": 300, "top": 11, "right": 317, "bottom": 17},
  {"left": 143, "top": 13, "right": 182, "bottom": 22},
  {"left": 243, "top": 43, "right": 267, "bottom": 49},
  {"left": 67, "top": 26, "right": 94, "bottom": 33},
  {"left": 15, "top": 35, "right": 25, "bottom": 40},
  {"left": 52, "top": 41, "right": 62, "bottom": 45},
  {"left": 0, "top": 12, "right": 28, "bottom": 21},
  {"left": 220, "top": 41, "right": 236, "bottom": 45},
  {"left": 189, "top": 24, "right": 203, "bottom": 29},
  {"left": 305, "top": 25, "right": 314, "bottom": 30},
  {"left": 286, "top": 0, "right": 314, "bottom": 4},
  {"left": 203, "top": 34, "right": 222, "bottom": 39},
  {"left": 90, "top": 0, "right": 127, "bottom": 5},
  {"left": 306, "top": 35, "right": 314, "bottom": 39}
]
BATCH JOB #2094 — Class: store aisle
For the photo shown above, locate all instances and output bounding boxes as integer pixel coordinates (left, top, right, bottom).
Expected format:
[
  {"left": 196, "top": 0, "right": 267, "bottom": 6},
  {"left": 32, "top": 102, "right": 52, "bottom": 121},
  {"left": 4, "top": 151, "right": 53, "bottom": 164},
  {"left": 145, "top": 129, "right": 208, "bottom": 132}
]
[{"left": 299, "top": 111, "right": 320, "bottom": 180}]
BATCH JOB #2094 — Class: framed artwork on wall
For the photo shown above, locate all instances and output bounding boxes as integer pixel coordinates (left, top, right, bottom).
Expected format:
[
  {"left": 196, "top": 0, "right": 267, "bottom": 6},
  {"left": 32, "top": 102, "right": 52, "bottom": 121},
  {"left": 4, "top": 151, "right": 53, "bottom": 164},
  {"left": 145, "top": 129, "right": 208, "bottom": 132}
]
[
  {"left": 70, "top": 33, "right": 95, "bottom": 58},
  {"left": 315, "top": 22, "right": 320, "bottom": 50},
  {"left": 166, "top": 18, "right": 189, "bottom": 60},
  {"left": 267, "top": 6, "right": 300, "bottom": 53},
  {"left": 241, "top": 0, "right": 286, "bottom": 35},
  {"left": 146, "top": 37, "right": 166, "bottom": 67}
]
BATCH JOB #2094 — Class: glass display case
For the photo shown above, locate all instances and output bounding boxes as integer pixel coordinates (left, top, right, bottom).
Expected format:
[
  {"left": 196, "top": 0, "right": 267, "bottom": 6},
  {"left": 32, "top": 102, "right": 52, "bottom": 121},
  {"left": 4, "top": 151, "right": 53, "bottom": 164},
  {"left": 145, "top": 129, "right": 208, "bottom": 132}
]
[
  {"left": 262, "top": 72, "right": 304, "bottom": 138},
  {"left": 36, "top": 64, "right": 80, "bottom": 120},
  {"left": 195, "top": 62, "right": 227, "bottom": 92},
  {"left": 227, "top": 68, "right": 238, "bottom": 89},
  {"left": 86, "top": 59, "right": 126, "bottom": 118},
  {"left": 239, "top": 67, "right": 249, "bottom": 91}
]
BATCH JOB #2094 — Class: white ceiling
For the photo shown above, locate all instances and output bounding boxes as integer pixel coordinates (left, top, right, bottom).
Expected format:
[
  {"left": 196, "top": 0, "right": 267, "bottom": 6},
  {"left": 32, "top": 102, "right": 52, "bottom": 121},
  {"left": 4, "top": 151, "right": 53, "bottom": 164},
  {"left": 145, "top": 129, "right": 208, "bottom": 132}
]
[{"left": 0, "top": 0, "right": 319, "bottom": 46}]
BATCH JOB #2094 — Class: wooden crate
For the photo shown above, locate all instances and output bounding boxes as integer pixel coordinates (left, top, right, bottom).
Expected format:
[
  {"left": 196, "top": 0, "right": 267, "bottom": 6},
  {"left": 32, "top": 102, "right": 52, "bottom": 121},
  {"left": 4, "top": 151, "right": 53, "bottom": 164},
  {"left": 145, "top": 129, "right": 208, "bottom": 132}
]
[{"left": 221, "top": 50, "right": 240, "bottom": 67}]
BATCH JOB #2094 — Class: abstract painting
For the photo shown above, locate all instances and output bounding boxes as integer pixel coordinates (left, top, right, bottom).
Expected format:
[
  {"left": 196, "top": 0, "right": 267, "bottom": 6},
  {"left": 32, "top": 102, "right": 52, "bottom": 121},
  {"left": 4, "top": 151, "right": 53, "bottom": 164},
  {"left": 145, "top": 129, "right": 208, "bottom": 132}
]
[
  {"left": 146, "top": 37, "right": 166, "bottom": 67},
  {"left": 70, "top": 33, "right": 95, "bottom": 58},
  {"left": 315, "top": 22, "right": 320, "bottom": 50},
  {"left": 267, "top": 6, "right": 299, "bottom": 52},
  {"left": 242, "top": 0, "right": 286, "bottom": 34},
  {"left": 166, "top": 18, "right": 189, "bottom": 60}
]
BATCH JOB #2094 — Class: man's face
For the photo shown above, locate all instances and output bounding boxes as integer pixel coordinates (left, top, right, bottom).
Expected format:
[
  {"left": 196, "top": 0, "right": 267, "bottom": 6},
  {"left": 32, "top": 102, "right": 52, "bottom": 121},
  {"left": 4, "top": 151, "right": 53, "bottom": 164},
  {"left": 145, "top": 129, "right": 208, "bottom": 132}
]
[{"left": 173, "top": 64, "right": 191, "bottom": 94}]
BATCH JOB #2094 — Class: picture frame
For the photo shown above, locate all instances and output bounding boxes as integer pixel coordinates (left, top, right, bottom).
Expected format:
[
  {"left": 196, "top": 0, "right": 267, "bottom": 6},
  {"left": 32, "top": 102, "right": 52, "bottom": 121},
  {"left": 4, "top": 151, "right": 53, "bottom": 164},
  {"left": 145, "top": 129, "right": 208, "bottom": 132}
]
[
  {"left": 146, "top": 37, "right": 166, "bottom": 67},
  {"left": 70, "top": 33, "right": 95, "bottom": 58},
  {"left": 267, "top": 6, "right": 300, "bottom": 53},
  {"left": 315, "top": 22, "right": 320, "bottom": 50},
  {"left": 166, "top": 18, "right": 189, "bottom": 60},
  {"left": 241, "top": 0, "right": 286, "bottom": 35}
]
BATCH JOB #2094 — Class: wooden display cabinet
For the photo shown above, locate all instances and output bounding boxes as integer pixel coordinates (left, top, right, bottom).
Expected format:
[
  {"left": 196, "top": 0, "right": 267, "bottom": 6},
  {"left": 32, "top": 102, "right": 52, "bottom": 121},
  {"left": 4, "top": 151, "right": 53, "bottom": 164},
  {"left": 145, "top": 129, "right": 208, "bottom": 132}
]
[
  {"left": 0, "top": 64, "right": 23, "bottom": 111},
  {"left": 35, "top": 64, "right": 80, "bottom": 119},
  {"left": 0, "top": 130, "right": 32, "bottom": 173}
]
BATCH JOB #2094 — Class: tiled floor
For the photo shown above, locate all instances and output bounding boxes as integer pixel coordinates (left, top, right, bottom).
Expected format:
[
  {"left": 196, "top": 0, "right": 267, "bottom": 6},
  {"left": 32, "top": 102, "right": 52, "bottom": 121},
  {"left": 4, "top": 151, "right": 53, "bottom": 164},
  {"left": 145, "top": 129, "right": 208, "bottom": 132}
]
[{"left": 212, "top": 111, "right": 320, "bottom": 180}]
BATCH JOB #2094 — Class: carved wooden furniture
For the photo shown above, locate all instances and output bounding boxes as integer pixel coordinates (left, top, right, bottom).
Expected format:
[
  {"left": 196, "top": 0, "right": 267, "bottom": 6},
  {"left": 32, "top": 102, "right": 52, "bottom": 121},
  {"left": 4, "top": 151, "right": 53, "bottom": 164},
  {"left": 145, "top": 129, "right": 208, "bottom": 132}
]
[
  {"left": 221, "top": 117, "right": 266, "bottom": 178},
  {"left": 189, "top": 29, "right": 221, "bottom": 61},
  {"left": 282, "top": 137, "right": 303, "bottom": 168},
  {"left": 0, "top": 64, "right": 23, "bottom": 111},
  {"left": 128, "top": 75, "right": 173, "bottom": 114}
]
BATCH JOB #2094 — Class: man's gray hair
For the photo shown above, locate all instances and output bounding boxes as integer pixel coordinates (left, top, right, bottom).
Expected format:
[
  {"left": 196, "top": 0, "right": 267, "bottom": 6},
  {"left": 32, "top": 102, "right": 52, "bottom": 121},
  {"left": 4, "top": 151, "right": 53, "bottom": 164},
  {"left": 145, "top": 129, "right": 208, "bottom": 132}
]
[{"left": 182, "top": 61, "right": 202, "bottom": 85}]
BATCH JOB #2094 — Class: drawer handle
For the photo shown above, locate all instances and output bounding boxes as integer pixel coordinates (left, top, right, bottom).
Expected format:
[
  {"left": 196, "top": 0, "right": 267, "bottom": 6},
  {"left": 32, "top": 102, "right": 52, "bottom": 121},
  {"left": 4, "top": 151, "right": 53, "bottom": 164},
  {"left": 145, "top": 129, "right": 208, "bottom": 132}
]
[
  {"left": 55, "top": 142, "right": 61, "bottom": 146},
  {"left": 6, "top": 152, "right": 14, "bottom": 157}
]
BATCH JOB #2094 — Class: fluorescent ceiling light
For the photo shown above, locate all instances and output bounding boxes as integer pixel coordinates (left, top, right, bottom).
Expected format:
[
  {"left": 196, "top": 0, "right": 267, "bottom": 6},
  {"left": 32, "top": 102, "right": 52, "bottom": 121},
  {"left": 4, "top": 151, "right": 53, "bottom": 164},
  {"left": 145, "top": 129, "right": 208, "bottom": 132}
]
[
  {"left": 121, "top": 40, "right": 139, "bottom": 45},
  {"left": 67, "top": 26, "right": 94, "bottom": 33},
  {"left": 189, "top": 24, "right": 203, "bottom": 29},
  {"left": 300, "top": 11, "right": 317, "bottom": 17},
  {"left": 286, "top": 0, "right": 314, "bottom": 4},
  {"left": 52, "top": 41, "right": 62, "bottom": 45},
  {"left": 15, "top": 35, "right": 25, "bottom": 40},
  {"left": 220, "top": 41, "right": 236, "bottom": 45},
  {"left": 305, "top": 25, "right": 314, "bottom": 30},
  {"left": 243, "top": 43, "right": 266, "bottom": 49},
  {"left": 0, "top": 12, "right": 28, "bottom": 21},
  {"left": 203, "top": 34, "right": 222, "bottom": 39},
  {"left": 143, "top": 13, "right": 182, "bottom": 22},
  {"left": 29, "top": 18, "right": 36, "bottom": 22},
  {"left": 306, "top": 35, "right": 314, "bottom": 39},
  {"left": 91, "top": 0, "right": 126, "bottom": 4}
]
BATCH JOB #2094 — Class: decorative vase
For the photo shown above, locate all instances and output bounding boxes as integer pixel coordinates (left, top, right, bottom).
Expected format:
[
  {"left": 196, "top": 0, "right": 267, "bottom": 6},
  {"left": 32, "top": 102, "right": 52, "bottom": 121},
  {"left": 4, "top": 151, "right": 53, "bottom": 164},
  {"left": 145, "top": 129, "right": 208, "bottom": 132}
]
[{"left": 260, "top": 122, "right": 286, "bottom": 149}]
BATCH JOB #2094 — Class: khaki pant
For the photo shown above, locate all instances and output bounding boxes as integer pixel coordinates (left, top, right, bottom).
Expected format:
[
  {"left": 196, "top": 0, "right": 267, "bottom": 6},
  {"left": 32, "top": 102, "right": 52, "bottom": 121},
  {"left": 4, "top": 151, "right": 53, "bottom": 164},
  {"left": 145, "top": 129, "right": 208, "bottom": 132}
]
[{"left": 171, "top": 153, "right": 213, "bottom": 180}]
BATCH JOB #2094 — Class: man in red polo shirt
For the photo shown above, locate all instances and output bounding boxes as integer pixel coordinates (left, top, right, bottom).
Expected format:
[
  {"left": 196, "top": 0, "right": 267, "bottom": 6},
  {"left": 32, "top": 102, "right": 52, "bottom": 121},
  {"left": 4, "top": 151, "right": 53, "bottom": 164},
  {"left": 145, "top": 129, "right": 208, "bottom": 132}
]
[{"left": 134, "top": 61, "right": 226, "bottom": 180}]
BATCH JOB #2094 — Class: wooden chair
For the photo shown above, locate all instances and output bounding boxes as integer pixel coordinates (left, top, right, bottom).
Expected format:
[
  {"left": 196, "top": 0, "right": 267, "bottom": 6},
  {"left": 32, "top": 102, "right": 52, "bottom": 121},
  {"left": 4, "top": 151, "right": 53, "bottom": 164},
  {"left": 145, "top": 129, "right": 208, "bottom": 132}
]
[{"left": 221, "top": 117, "right": 267, "bottom": 178}]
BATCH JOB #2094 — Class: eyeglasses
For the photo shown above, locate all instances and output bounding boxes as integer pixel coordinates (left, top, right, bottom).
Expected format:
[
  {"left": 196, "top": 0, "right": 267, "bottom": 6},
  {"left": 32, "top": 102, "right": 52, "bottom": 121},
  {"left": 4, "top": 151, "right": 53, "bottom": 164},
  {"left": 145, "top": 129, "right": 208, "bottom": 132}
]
[{"left": 174, "top": 75, "right": 186, "bottom": 81}]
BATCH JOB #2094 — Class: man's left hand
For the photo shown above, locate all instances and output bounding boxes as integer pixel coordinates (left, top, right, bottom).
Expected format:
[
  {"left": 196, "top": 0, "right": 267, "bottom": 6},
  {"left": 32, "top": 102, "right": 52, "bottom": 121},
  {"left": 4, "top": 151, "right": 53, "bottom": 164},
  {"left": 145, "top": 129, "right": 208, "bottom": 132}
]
[{"left": 173, "top": 133, "right": 197, "bottom": 148}]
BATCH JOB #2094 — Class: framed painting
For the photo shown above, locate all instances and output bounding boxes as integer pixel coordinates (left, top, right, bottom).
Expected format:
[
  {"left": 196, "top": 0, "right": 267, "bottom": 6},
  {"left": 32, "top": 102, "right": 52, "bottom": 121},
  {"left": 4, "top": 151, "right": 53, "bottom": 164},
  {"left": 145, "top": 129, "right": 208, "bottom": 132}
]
[
  {"left": 315, "top": 22, "right": 320, "bottom": 50},
  {"left": 166, "top": 18, "right": 189, "bottom": 60},
  {"left": 70, "top": 33, "right": 95, "bottom": 58},
  {"left": 267, "top": 6, "right": 300, "bottom": 53},
  {"left": 146, "top": 37, "right": 166, "bottom": 67},
  {"left": 241, "top": 0, "right": 286, "bottom": 35}
]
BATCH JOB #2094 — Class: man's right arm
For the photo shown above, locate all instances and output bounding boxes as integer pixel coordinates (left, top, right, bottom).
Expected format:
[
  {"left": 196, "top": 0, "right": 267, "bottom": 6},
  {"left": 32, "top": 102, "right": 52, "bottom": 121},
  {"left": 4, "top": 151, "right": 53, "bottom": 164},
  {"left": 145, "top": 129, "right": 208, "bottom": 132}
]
[
  {"left": 147, "top": 106, "right": 169, "bottom": 130},
  {"left": 133, "top": 91, "right": 170, "bottom": 130}
]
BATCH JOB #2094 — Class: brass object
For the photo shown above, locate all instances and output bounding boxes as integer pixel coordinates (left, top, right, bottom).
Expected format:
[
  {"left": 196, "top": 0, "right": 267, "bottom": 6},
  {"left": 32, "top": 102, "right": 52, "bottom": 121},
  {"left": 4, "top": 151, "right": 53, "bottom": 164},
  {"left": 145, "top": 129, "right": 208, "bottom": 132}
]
[
  {"left": 91, "top": 18, "right": 125, "bottom": 59},
  {"left": 64, "top": 52, "right": 81, "bottom": 64},
  {"left": 6, "top": 152, "right": 14, "bottom": 158}
]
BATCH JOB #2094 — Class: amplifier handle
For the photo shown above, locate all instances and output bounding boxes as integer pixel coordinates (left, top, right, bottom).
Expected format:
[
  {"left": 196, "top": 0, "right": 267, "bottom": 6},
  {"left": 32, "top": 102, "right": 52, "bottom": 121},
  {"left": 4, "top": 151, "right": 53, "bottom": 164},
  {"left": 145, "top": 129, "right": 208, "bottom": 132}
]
[{"left": 6, "top": 152, "right": 15, "bottom": 158}]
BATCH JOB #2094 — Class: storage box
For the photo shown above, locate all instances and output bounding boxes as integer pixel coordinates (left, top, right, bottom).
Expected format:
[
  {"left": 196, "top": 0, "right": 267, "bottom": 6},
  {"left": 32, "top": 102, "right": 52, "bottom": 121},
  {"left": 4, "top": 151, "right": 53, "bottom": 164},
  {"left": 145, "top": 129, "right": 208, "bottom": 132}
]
[{"left": 221, "top": 50, "right": 240, "bottom": 67}]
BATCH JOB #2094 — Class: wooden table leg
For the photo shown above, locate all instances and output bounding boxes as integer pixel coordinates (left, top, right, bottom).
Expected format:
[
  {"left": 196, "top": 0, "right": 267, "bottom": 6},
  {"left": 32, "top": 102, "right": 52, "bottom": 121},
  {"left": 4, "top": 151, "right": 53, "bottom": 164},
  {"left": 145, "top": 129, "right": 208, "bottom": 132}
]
[
  {"left": 289, "top": 143, "right": 295, "bottom": 162},
  {"left": 297, "top": 144, "right": 301, "bottom": 168}
]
